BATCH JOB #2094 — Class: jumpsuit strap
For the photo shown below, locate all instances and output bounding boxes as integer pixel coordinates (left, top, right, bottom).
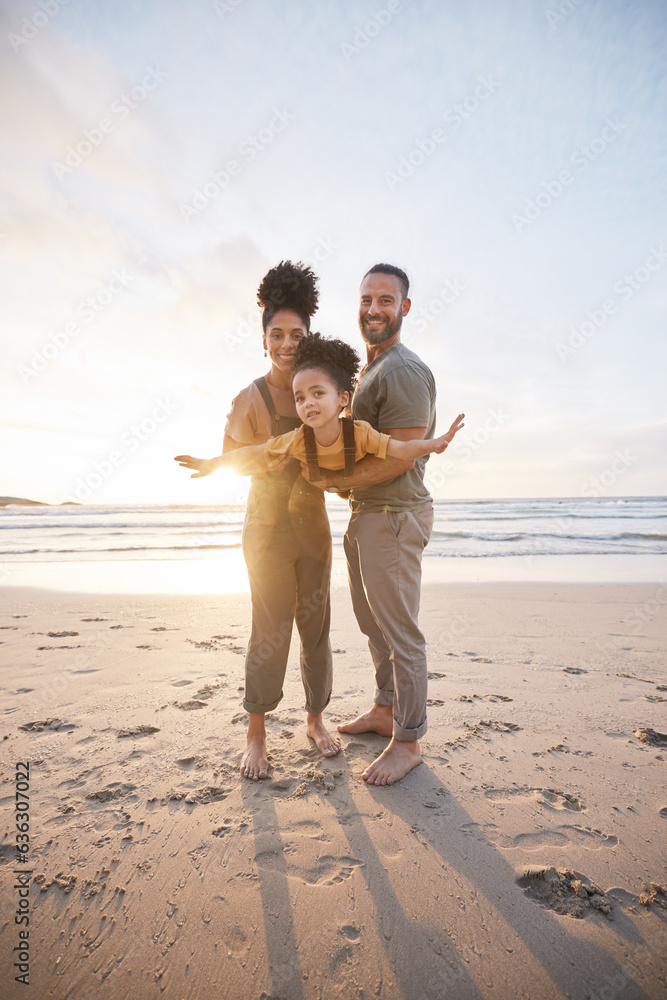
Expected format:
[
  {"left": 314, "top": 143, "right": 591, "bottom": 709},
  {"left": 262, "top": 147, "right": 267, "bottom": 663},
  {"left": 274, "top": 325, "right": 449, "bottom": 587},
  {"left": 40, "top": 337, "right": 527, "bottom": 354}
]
[{"left": 253, "top": 376, "right": 281, "bottom": 425}]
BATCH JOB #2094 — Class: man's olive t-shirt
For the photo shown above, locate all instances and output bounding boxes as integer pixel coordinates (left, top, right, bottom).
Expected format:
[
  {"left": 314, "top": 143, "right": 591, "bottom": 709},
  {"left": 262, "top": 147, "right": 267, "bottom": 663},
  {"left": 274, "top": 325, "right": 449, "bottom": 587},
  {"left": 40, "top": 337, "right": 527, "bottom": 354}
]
[{"left": 350, "top": 343, "right": 436, "bottom": 513}]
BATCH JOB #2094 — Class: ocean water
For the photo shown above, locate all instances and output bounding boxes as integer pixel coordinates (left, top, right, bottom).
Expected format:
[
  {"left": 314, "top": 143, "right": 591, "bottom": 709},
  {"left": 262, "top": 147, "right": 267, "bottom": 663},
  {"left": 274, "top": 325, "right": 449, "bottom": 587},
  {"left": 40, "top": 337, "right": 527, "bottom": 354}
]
[
  {"left": 1, "top": 497, "right": 666, "bottom": 591},
  {"left": 1, "top": 496, "right": 666, "bottom": 562}
]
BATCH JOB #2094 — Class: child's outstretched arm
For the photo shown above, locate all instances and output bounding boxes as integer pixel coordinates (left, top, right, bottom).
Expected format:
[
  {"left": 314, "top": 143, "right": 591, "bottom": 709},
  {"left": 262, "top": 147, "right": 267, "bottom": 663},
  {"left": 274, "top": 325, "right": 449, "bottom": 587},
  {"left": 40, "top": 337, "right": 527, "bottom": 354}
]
[
  {"left": 385, "top": 413, "right": 465, "bottom": 461},
  {"left": 174, "top": 444, "right": 271, "bottom": 478}
]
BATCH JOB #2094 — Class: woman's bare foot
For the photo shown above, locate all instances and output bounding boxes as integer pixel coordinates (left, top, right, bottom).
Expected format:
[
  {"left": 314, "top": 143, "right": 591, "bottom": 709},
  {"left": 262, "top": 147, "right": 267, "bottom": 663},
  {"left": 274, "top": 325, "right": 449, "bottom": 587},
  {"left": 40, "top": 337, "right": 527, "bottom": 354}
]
[
  {"left": 241, "top": 712, "right": 269, "bottom": 780},
  {"left": 337, "top": 703, "right": 393, "bottom": 736},
  {"left": 306, "top": 713, "right": 342, "bottom": 757},
  {"left": 361, "top": 737, "right": 421, "bottom": 785}
]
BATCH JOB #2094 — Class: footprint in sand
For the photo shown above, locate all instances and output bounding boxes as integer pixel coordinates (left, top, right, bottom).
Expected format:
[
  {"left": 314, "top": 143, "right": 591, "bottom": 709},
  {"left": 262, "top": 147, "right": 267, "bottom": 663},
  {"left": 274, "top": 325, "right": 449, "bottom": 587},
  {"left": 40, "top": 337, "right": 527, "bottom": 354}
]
[
  {"left": 563, "top": 667, "right": 587, "bottom": 675},
  {"left": 483, "top": 786, "right": 585, "bottom": 811},
  {"left": 153, "top": 785, "right": 231, "bottom": 807},
  {"left": 116, "top": 725, "right": 160, "bottom": 738},
  {"left": 175, "top": 756, "right": 204, "bottom": 770},
  {"left": 634, "top": 727, "right": 667, "bottom": 747},
  {"left": 19, "top": 719, "right": 77, "bottom": 732},
  {"left": 428, "top": 671, "right": 447, "bottom": 679},
  {"left": 254, "top": 846, "right": 364, "bottom": 886},
  {"left": 86, "top": 783, "right": 137, "bottom": 803},
  {"left": 517, "top": 867, "right": 612, "bottom": 919},
  {"left": 37, "top": 645, "right": 83, "bottom": 650},
  {"left": 477, "top": 720, "right": 521, "bottom": 733},
  {"left": 456, "top": 693, "right": 513, "bottom": 703},
  {"left": 171, "top": 679, "right": 193, "bottom": 687},
  {"left": 475, "top": 824, "right": 616, "bottom": 851}
]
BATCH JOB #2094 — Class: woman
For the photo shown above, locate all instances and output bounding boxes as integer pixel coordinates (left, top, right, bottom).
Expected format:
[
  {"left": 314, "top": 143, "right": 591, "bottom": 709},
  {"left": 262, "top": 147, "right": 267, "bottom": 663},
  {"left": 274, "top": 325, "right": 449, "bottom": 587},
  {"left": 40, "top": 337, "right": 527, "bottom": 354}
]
[{"left": 175, "top": 261, "right": 340, "bottom": 779}]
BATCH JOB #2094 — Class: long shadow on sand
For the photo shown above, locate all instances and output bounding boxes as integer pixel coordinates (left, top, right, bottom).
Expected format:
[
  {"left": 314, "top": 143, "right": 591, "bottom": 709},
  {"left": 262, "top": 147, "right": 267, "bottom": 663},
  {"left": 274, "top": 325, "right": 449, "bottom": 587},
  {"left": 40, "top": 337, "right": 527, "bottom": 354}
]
[
  {"left": 240, "top": 740, "right": 657, "bottom": 1000},
  {"left": 240, "top": 778, "right": 306, "bottom": 1000},
  {"left": 356, "top": 743, "right": 656, "bottom": 1000}
]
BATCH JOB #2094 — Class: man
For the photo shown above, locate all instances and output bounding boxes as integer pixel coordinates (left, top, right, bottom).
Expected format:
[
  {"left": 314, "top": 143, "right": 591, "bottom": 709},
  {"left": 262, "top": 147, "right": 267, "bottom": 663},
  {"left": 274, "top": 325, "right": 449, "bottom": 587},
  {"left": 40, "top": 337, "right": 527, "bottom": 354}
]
[{"left": 304, "top": 263, "right": 437, "bottom": 785}]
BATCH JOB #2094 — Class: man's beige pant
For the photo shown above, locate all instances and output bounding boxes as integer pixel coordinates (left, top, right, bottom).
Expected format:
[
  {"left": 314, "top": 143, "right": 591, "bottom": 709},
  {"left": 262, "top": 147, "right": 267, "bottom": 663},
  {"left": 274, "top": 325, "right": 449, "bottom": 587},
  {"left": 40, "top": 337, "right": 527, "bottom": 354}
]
[{"left": 344, "top": 503, "right": 434, "bottom": 740}]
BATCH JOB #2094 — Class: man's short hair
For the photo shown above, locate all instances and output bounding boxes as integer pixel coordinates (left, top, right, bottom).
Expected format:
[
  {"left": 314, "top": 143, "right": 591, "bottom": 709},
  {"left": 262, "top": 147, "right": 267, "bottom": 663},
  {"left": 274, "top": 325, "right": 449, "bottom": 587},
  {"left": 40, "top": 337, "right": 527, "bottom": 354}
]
[{"left": 363, "top": 263, "right": 410, "bottom": 300}]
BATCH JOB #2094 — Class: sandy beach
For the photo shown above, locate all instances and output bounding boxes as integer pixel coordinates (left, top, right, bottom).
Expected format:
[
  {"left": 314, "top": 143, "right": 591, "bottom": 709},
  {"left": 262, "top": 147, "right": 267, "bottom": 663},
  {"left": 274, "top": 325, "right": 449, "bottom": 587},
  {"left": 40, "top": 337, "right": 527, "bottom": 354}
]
[{"left": 1, "top": 581, "right": 666, "bottom": 999}]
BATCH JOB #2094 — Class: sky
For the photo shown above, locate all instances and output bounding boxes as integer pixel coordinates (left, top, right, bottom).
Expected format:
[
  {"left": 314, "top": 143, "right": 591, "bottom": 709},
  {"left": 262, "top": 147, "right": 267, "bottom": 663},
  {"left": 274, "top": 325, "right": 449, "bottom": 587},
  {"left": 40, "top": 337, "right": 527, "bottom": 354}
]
[{"left": 1, "top": 0, "right": 666, "bottom": 505}]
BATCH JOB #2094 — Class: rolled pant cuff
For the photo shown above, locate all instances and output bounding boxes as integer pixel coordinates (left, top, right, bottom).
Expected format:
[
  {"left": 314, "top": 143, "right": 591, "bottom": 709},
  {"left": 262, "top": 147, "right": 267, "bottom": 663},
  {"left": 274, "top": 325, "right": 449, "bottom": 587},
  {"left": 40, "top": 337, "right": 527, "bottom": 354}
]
[
  {"left": 305, "top": 691, "right": 332, "bottom": 716},
  {"left": 243, "top": 697, "right": 281, "bottom": 715},
  {"left": 374, "top": 689, "right": 394, "bottom": 707},
  {"left": 393, "top": 717, "right": 428, "bottom": 741}
]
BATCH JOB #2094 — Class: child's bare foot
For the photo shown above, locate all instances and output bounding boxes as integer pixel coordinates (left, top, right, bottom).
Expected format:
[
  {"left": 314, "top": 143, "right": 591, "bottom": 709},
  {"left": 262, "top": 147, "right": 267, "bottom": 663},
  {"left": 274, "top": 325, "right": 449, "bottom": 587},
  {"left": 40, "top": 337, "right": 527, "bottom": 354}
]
[
  {"left": 241, "top": 739, "right": 269, "bottom": 780},
  {"left": 241, "top": 711, "right": 269, "bottom": 780},
  {"left": 361, "top": 737, "right": 421, "bottom": 785},
  {"left": 337, "top": 703, "right": 393, "bottom": 736},
  {"left": 306, "top": 713, "right": 341, "bottom": 757}
]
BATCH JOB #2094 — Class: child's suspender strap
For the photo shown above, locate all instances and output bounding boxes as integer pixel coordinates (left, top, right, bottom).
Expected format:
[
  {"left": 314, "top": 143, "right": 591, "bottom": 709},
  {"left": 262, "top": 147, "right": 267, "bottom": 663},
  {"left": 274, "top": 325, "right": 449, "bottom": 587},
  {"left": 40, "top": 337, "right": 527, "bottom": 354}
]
[
  {"left": 303, "top": 418, "right": 356, "bottom": 482},
  {"left": 302, "top": 424, "right": 321, "bottom": 482},
  {"left": 342, "top": 417, "right": 356, "bottom": 477}
]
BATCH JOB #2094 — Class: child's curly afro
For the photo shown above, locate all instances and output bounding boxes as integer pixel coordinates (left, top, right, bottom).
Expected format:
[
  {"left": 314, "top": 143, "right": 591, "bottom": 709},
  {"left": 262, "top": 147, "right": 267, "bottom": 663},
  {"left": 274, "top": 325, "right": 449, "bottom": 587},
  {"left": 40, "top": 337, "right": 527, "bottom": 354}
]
[
  {"left": 257, "top": 260, "right": 319, "bottom": 331},
  {"left": 291, "top": 331, "right": 361, "bottom": 396}
]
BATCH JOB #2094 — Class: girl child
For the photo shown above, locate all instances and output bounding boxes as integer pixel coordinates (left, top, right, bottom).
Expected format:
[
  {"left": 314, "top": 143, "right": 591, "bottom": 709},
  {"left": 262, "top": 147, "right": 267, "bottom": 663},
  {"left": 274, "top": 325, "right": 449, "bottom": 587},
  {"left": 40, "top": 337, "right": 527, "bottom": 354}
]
[{"left": 190, "top": 332, "right": 465, "bottom": 485}]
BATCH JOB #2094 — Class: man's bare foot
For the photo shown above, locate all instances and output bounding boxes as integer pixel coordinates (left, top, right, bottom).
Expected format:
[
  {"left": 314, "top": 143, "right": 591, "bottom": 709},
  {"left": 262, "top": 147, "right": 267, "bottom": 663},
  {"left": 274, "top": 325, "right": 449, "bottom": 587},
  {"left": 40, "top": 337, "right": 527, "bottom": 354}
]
[
  {"left": 361, "top": 737, "right": 421, "bottom": 785},
  {"left": 241, "top": 712, "right": 269, "bottom": 780},
  {"left": 306, "top": 713, "right": 341, "bottom": 757},
  {"left": 337, "top": 703, "right": 393, "bottom": 736}
]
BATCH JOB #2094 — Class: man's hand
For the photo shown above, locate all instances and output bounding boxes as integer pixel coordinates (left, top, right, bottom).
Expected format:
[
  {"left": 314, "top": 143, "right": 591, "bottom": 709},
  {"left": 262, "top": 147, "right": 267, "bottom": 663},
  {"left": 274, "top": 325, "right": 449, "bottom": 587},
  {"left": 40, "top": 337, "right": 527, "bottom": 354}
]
[
  {"left": 174, "top": 455, "right": 217, "bottom": 479},
  {"left": 299, "top": 461, "right": 327, "bottom": 488},
  {"left": 432, "top": 413, "right": 465, "bottom": 454}
]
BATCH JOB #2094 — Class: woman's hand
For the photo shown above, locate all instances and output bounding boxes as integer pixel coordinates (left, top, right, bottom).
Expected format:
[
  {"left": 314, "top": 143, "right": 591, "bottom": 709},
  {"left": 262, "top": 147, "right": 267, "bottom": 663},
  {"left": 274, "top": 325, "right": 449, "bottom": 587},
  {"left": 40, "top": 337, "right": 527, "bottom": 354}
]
[
  {"left": 432, "top": 413, "right": 465, "bottom": 454},
  {"left": 174, "top": 455, "right": 217, "bottom": 479}
]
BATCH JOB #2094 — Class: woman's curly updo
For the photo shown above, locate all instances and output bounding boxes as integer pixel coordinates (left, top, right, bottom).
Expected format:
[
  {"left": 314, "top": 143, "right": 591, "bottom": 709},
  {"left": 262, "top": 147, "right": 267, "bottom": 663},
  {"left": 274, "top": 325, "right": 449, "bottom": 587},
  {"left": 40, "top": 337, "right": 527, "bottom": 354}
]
[
  {"left": 257, "top": 260, "right": 319, "bottom": 332},
  {"left": 290, "top": 332, "right": 361, "bottom": 396}
]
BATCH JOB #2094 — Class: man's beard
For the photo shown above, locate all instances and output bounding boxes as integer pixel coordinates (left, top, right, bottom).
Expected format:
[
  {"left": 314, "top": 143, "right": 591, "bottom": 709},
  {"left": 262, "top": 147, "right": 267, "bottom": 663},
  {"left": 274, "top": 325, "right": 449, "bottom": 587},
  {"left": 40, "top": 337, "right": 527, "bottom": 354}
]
[{"left": 359, "top": 311, "right": 403, "bottom": 346}]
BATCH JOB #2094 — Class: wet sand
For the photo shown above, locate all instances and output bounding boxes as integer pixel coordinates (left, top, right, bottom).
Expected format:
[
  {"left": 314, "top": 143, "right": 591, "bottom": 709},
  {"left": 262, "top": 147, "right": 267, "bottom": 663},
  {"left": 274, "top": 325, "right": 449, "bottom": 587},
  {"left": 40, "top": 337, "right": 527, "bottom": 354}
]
[{"left": 1, "top": 582, "right": 666, "bottom": 999}]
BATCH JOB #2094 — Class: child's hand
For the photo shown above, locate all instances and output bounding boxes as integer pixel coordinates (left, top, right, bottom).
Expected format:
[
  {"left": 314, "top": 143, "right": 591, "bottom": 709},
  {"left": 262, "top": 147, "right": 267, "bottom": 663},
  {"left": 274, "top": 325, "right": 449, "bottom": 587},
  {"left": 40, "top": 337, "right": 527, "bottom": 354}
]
[
  {"left": 174, "top": 455, "right": 216, "bottom": 479},
  {"left": 432, "top": 413, "right": 465, "bottom": 453}
]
